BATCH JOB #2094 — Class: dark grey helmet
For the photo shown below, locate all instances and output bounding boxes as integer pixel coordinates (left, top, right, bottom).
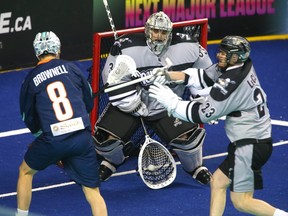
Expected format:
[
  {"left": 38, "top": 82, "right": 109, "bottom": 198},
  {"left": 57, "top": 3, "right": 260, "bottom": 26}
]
[{"left": 219, "top": 35, "right": 251, "bottom": 63}]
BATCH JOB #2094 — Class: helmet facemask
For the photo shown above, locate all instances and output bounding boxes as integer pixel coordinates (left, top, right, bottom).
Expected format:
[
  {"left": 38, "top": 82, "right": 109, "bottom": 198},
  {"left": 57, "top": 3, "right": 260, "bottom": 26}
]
[
  {"left": 145, "top": 12, "right": 172, "bottom": 56},
  {"left": 33, "top": 31, "right": 61, "bottom": 60}
]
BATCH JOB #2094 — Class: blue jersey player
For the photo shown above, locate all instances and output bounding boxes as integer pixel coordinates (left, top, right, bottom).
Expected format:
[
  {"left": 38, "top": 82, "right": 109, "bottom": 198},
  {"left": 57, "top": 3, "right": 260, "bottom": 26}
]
[{"left": 16, "top": 31, "right": 107, "bottom": 216}]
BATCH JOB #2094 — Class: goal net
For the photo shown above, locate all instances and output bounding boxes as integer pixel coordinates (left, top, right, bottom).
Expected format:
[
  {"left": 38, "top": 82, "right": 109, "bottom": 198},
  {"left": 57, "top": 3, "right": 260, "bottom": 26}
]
[{"left": 90, "top": 18, "right": 208, "bottom": 144}]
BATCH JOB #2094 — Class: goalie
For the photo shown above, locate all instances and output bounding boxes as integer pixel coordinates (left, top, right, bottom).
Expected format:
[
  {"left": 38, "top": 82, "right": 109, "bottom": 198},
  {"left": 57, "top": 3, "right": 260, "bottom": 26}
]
[{"left": 93, "top": 11, "right": 213, "bottom": 185}]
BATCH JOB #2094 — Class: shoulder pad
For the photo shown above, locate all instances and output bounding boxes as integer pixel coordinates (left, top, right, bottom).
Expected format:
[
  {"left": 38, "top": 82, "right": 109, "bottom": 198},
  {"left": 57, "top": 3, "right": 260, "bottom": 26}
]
[
  {"left": 171, "top": 32, "right": 198, "bottom": 44},
  {"left": 120, "top": 33, "right": 146, "bottom": 49}
]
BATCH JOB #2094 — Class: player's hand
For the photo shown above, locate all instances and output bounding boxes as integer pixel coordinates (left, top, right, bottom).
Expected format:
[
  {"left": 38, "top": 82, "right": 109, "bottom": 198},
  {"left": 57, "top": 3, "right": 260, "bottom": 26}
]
[
  {"left": 151, "top": 75, "right": 168, "bottom": 85},
  {"left": 148, "top": 67, "right": 171, "bottom": 84},
  {"left": 152, "top": 67, "right": 168, "bottom": 77},
  {"left": 149, "top": 82, "right": 180, "bottom": 115},
  {"left": 110, "top": 40, "right": 122, "bottom": 56}
]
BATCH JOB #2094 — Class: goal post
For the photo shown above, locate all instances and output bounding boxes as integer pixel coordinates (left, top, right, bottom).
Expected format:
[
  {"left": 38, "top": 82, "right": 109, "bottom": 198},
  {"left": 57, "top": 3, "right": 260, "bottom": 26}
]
[{"left": 90, "top": 18, "right": 209, "bottom": 133}]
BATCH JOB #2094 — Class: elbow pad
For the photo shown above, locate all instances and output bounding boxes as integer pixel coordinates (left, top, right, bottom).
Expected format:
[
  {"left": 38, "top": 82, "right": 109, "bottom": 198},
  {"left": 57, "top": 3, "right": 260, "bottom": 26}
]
[{"left": 108, "top": 86, "right": 148, "bottom": 116}]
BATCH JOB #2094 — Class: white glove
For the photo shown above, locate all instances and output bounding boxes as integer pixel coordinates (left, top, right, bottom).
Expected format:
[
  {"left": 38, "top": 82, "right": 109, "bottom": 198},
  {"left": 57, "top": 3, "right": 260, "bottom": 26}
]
[
  {"left": 148, "top": 67, "right": 171, "bottom": 84},
  {"left": 152, "top": 67, "right": 168, "bottom": 77},
  {"left": 149, "top": 82, "right": 180, "bottom": 116},
  {"left": 152, "top": 75, "right": 168, "bottom": 85}
]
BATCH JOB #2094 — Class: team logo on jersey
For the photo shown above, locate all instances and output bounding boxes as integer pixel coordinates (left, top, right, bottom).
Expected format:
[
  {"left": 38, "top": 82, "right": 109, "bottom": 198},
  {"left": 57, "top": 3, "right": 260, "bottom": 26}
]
[
  {"left": 213, "top": 78, "right": 236, "bottom": 95},
  {"left": 173, "top": 118, "right": 182, "bottom": 127}
]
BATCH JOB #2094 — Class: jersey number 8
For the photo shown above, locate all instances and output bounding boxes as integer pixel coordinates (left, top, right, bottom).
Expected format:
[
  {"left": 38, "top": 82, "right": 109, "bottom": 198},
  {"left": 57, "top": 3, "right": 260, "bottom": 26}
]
[{"left": 47, "top": 81, "right": 73, "bottom": 121}]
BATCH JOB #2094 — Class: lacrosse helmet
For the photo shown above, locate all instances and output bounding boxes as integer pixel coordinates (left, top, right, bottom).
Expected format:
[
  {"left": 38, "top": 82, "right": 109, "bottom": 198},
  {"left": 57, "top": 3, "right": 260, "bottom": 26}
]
[
  {"left": 219, "top": 35, "right": 251, "bottom": 63},
  {"left": 33, "top": 31, "right": 61, "bottom": 59},
  {"left": 145, "top": 11, "right": 173, "bottom": 56}
]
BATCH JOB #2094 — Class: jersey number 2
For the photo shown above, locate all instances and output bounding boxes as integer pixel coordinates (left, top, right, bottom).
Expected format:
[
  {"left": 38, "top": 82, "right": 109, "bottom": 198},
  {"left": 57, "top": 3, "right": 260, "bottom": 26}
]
[
  {"left": 254, "top": 88, "right": 265, "bottom": 119},
  {"left": 47, "top": 81, "right": 73, "bottom": 121}
]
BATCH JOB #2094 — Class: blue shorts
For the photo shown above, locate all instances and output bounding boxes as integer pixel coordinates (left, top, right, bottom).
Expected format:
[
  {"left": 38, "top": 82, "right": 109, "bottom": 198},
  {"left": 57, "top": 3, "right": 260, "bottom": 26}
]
[{"left": 24, "top": 129, "right": 100, "bottom": 188}]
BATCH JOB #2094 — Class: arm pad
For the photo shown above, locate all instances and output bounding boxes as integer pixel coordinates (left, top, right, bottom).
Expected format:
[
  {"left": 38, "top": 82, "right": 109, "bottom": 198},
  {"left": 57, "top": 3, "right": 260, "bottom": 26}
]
[{"left": 108, "top": 86, "right": 148, "bottom": 116}]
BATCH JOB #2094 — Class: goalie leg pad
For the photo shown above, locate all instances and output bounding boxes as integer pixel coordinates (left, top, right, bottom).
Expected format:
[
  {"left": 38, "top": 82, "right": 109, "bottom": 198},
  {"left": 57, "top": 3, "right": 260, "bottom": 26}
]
[
  {"left": 170, "top": 128, "right": 206, "bottom": 173},
  {"left": 94, "top": 138, "right": 125, "bottom": 166}
]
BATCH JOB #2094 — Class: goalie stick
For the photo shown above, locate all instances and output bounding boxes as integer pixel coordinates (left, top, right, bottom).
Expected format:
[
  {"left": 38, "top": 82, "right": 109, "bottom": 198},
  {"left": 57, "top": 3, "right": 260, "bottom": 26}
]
[
  {"left": 92, "top": 0, "right": 120, "bottom": 98},
  {"left": 93, "top": 57, "right": 173, "bottom": 97},
  {"left": 92, "top": 54, "right": 137, "bottom": 98},
  {"left": 103, "top": 0, "right": 118, "bottom": 40},
  {"left": 138, "top": 117, "right": 177, "bottom": 189}
]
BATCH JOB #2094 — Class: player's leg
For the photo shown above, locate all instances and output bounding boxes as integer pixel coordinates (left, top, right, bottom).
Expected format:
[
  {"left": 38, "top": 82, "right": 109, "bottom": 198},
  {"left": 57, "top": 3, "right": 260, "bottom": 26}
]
[
  {"left": 230, "top": 191, "right": 277, "bottom": 216},
  {"left": 16, "top": 137, "right": 51, "bottom": 216},
  {"left": 94, "top": 104, "right": 140, "bottom": 181},
  {"left": 150, "top": 115, "right": 212, "bottom": 184},
  {"left": 16, "top": 160, "right": 37, "bottom": 216},
  {"left": 62, "top": 130, "right": 107, "bottom": 215},
  {"left": 82, "top": 186, "right": 107, "bottom": 216},
  {"left": 229, "top": 141, "right": 288, "bottom": 215},
  {"left": 209, "top": 168, "right": 230, "bottom": 216}
]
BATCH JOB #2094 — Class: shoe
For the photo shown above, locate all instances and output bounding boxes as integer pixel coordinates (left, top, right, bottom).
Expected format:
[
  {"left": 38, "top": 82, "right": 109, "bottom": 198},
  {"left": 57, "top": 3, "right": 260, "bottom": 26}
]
[
  {"left": 99, "top": 160, "right": 117, "bottom": 182},
  {"left": 191, "top": 166, "right": 212, "bottom": 185}
]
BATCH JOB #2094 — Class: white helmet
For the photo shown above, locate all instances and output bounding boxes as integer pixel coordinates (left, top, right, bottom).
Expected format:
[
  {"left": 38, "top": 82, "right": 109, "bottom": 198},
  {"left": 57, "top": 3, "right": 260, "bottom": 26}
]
[
  {"left": 33, "top": 31, "right": 61, "bottom": 59},
  {"left": 145, "top": 11, "right": 172, "bottom": 56}
]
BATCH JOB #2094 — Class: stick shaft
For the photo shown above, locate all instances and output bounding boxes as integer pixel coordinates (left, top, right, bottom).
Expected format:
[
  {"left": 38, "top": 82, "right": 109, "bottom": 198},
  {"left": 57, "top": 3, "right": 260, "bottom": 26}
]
[
  {"left": 104, "top": 74, "right": 153, "bottom": 93},
  {"left": 102, "top": 0, "right": 118, "bottom": 40}
]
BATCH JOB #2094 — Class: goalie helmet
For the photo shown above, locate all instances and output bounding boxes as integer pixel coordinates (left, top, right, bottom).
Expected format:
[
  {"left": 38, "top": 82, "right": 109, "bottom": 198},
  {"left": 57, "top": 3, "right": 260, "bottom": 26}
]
[
  {"left": 33, "top": 31, "right": 61, "bottom": 59},
  {"left": 145, "top": 11, "right": 172, "bottom": 56},
  {"left": 219, "top": 35, "right": 251, "bottom": 64}
]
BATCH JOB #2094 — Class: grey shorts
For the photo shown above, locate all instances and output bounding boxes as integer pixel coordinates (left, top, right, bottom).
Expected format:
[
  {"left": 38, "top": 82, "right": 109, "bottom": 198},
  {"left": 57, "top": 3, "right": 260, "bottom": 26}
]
[{"left": 219, "top": 139, "right": 273, "bottom": 192}]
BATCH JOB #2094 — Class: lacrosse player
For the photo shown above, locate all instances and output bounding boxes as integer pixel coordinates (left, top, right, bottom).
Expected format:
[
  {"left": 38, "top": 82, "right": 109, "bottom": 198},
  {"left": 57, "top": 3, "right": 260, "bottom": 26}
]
[
  {"left": 17, "top": 31, "right": 107, "bottom": 216},
  {"left": 93, "top": 11, "right": 213, "bottom": 185},
  {"left": 149, "top": 36, "right": 288, "bottom": 216}
]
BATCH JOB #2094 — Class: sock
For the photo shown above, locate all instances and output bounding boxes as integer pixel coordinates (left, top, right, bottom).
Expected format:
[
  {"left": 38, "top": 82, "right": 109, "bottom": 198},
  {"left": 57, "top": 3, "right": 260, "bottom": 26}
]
[
  {"left": 15, "top": 208, "right": 29, "bottom": 216},
  {"left": 273, "top": 209, "right": 288, "bottom": 216}
]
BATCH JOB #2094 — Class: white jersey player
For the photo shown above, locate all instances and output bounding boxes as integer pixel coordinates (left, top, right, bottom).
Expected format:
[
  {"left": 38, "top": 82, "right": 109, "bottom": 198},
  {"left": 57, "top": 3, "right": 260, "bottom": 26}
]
[
  {"left": 149, "top": 36, "right": 288, "bottom": 216},
  {"left": 93, "top": 11, "right": 213, "bottom": 185}
]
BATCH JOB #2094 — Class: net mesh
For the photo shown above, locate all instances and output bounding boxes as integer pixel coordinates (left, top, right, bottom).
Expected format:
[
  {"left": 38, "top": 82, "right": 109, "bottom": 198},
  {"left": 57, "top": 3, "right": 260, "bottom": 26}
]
[
  {"left": 140, "top": 141, "right": 175, "bottom": 186},
  {"left": 90, "top": 18, "right": 208, "bottom": 146}
]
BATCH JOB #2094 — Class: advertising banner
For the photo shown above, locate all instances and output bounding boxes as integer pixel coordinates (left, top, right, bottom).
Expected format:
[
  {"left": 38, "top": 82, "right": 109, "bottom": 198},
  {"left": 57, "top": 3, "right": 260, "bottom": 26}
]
[
  {"left": 1, "top": 0, "right": 287, "bottom": 71},
  {"left": 93, "top": 0, "right": 288, "bottom": 39},
  {"left": 0, "top": 0, "right": 92, "bottom": 71}
]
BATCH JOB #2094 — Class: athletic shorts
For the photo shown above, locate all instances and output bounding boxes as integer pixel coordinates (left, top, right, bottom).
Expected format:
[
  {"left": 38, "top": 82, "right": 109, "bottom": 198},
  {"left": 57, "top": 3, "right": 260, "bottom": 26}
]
[
  {"left": 24, "top": 129, "right": 100, "bottom": 188},
  {"left": 219, "top": 139, "right": 273, "bottom": 192},
  {"left": 96, "top": 103, "right": 198, "bottom": 144}
]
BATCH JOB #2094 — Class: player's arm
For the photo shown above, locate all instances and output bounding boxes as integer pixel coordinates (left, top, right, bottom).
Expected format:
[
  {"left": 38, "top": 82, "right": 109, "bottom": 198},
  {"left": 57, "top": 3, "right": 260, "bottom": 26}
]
[
  {"left": 107, "top": 77, "right": 148, "bottom": 117},
  {"left": 19, "top": 80, "right": 42, "bottom": 135},
  {"left": 69, "top": 63, "right": 94, "bottom": 113},
  {"left": 160, "top": 67, "right": 214, "bottom": 91},
  {"left": 148, "top": 82, "right": 231, "bottom": 124}
]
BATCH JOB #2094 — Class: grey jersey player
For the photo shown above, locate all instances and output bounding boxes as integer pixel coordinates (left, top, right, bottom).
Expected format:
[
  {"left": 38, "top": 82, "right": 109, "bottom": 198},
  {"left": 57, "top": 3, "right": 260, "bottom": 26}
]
[
  {"left": 149, "top": 36, "right": 288, "bottom": 216},
  {"left": 93, "top": 11, "right": 213, "bottom": 185}
]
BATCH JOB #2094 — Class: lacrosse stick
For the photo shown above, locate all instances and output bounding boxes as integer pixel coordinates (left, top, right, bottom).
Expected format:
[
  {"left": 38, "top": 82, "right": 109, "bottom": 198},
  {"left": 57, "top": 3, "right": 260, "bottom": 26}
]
[
  {"left": 93, "top": 54, "right": 138, "bottom": 98},
  {"left": 103, "top": 58, "right": 173, "bottom": 93},
  {"left": 92, "top": 0, "right": 124, "bottom": 98},
  {"left": 103, "top": 0, "right": 118, "bottom": 40},
  {"left": 138, "top": 117, "right": 177, "bottom": 189},
  {"left": 93, "top": 57, "right": 173, "bottom": 97}
]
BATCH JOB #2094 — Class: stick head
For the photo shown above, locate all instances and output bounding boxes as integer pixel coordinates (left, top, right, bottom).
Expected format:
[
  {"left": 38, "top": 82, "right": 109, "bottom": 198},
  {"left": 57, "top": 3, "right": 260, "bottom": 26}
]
[
  {"left": 138, "top": 136, "right": 177, "bottom": 189},
  {"left": 107, "top": 54, "right": 137, "bottom": 84}
]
